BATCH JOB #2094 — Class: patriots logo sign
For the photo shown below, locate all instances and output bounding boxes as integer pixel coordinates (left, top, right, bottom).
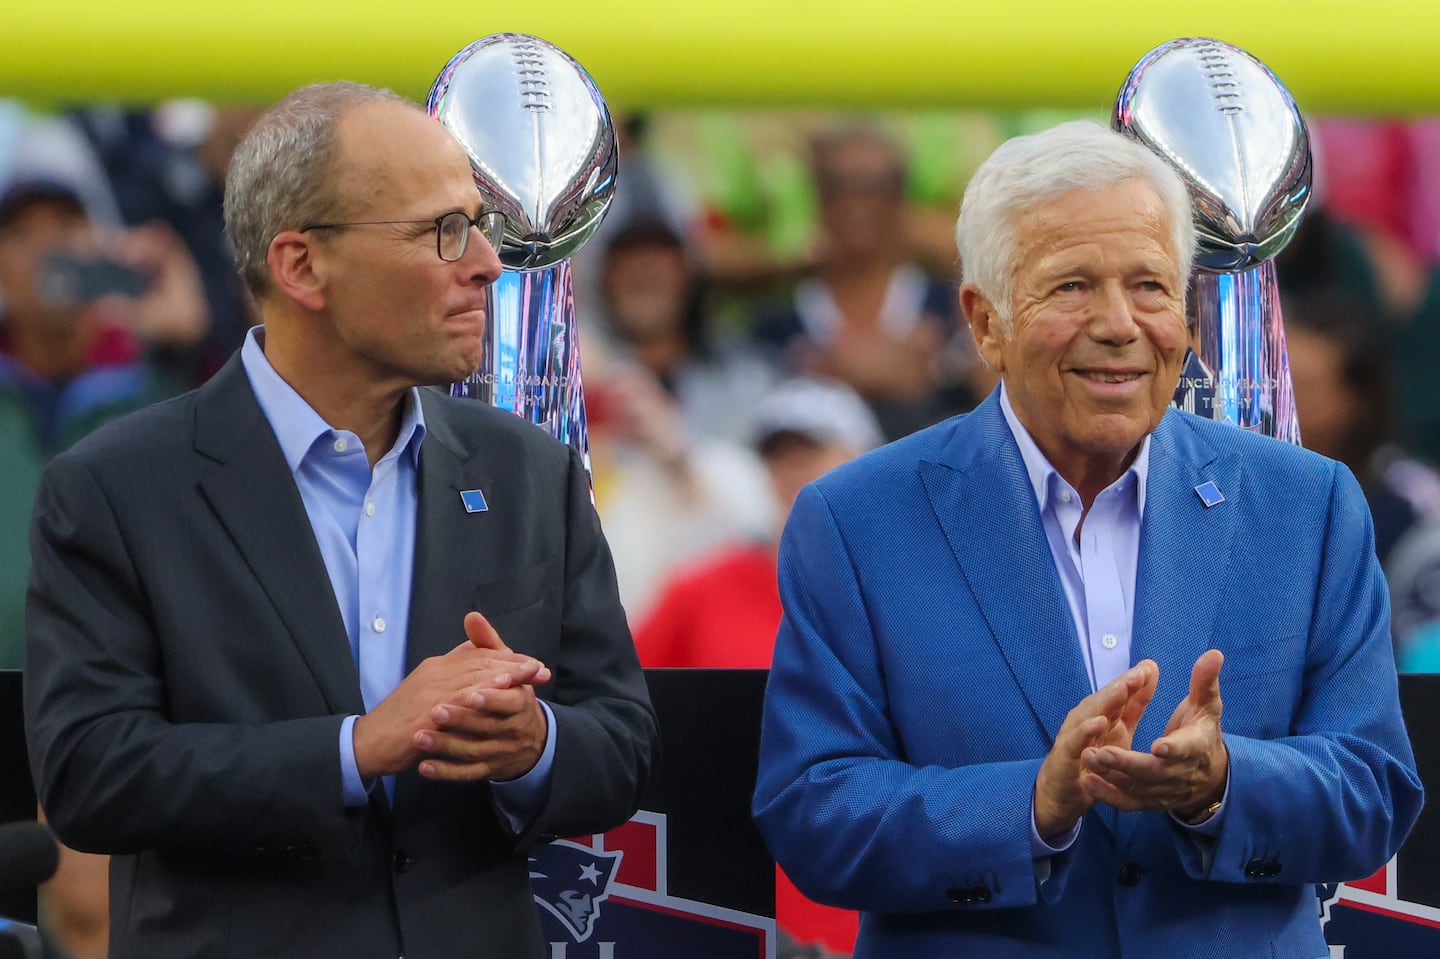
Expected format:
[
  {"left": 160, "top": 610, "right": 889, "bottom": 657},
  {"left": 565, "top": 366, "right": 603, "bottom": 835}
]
[
  {"left": 529, "top": 842, "right": 624, "bottom": 942},
  {"left": 531, "top": 810, "right": 775, "bottom": 958},
  {"left": 1320, "top": 855, "right": 1440, "bottom": 956}
]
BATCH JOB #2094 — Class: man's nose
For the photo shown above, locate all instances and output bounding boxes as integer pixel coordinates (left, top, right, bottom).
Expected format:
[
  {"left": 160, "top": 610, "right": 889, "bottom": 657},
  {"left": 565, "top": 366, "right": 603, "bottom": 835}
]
[
  {"left": 460, "top": 225, "right": 504, "bottom": 286},
  {"left": 1088, "top": 283, "right": 1140, "bottom": 343}
]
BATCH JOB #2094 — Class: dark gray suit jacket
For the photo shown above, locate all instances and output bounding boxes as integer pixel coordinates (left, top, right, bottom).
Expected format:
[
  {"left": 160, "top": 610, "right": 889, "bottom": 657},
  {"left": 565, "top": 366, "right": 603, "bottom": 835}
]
[{"left": 23, "top": 356, "right": 658, "bottom": 959}]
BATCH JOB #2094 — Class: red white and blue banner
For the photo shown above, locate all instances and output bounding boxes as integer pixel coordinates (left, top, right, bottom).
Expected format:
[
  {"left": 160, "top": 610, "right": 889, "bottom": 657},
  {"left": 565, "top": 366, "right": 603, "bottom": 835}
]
[{"left": 532, "top": 811, "right": 775, "bottom": 958}]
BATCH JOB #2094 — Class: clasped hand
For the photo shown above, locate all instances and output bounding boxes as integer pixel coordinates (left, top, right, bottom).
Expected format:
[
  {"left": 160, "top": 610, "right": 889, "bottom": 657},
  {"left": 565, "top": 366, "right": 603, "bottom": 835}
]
[
  {"left": 1034, "top": 650, "right": 1228, "bottom": 841},
  {"left": 353, "top": 611, "right": 551, "bottom": 782}
]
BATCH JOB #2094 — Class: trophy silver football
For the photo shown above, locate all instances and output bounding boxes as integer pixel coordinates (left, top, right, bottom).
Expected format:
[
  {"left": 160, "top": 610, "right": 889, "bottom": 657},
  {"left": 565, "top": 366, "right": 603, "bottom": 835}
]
[
  {"left": 428, "top": 33, "right": 618, "bottom": 466},
  {"left": 1115, "top": 37, "right": 1312, "bottom": 443}
]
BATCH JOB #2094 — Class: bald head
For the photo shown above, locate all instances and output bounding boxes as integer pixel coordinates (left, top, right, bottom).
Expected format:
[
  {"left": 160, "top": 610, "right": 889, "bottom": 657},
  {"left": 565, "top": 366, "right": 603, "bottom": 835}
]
[
  {"left": 326, "top": 99, "right": 477, "bottom": 231},
  {"left": 223, "top": 81, "right": 420, "bottom": 299}
]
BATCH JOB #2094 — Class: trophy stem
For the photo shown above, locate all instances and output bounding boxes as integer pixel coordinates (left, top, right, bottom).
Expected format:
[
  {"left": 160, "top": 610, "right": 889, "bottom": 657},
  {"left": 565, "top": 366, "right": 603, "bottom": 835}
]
[
  {"left": 452, "top": 263, "right": 591, "bottom": 472},
  {"left": 1185, "top": 261, "right": 1300, "bottom": 445}
]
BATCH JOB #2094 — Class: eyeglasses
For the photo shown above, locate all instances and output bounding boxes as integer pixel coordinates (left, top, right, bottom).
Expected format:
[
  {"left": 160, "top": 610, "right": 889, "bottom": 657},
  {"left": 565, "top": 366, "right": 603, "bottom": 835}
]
[{"left": 300, "top": 210, "right": 506, "bottom": 262}]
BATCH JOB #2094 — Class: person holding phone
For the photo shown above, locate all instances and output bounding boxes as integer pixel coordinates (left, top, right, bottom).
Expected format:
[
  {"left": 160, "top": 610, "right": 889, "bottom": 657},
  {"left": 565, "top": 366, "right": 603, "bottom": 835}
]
[{"left": 0, "top": 175, "right": 209, "bottom": 667}]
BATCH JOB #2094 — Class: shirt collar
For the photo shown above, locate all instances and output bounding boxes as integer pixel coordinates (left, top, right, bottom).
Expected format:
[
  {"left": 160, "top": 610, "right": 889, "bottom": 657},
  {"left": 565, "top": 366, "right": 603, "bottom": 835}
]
[
  {"left": 997, "top": 381, "right": 1149, "bottom": 518},
  {"left": 240, "top": 326, "right": 426, "bottom": 475}
]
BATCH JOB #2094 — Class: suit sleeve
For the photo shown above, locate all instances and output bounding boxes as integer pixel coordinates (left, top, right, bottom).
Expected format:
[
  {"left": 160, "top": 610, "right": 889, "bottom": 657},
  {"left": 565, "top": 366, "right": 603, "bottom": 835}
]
[
  {"left": 516, "top": 447, "right": 659, "bottom": 844},
  {"left": 24, "top": 452, "right": 354, "bottom": 856},
  {"left": 752, "top": 482, "right": 1068, "bottom": 914},
  {"left": 1173, "top": 460, "right": 1424, "bottom": 884}
]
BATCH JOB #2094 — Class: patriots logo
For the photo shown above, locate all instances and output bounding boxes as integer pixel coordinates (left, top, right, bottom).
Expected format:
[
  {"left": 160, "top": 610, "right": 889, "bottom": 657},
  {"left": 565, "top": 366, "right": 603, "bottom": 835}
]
[
  {"left": 1318, "top": 857, "right": 1440, "bottom": 956},
  {"left": 530, "top": 840, "right": 624, "bottom": 942}
]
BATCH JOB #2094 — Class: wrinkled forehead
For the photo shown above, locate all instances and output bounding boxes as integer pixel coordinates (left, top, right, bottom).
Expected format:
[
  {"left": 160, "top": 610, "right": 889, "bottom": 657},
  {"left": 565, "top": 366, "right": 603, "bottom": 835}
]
[{"left": 1013, "top": 183, "right": 1179, "bottom": 263}]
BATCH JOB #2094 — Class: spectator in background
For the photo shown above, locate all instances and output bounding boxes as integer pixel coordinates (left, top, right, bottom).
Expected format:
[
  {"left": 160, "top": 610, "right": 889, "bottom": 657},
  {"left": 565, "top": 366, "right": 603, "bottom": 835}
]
[
  {"left": 1273, "top": 129, "right": 1440, "bottom": 466},
  {"left": 635, "top": 376, "right": 882, "bottom": 959},
  {"left": 0, "top": 169, "right": 209, "bottom": 959},
  {"left": 567, "top": 112, "right": 700, "bottom": 316},
  {"left": 0, "top": 174, "right": 209, "bottom": 672},
  {"left": 595, "top": 219, "right": 779, "bottom": 446},
  {"left": 754, "top": 128, "right": 977, "bottom": 440},
  {"left": 586, "top": 114, "right": 696, "bottom": 256},
  {"left": 1284, "top": 289, "right": 1440, "bottom": 567},
  {"left": 1393, "top": 265, "right": 1440, "bottom": 466},
  {"left": 585, "top": 219, "right": 780, "bottom": 622},
  {"left": 1285, "top": 289, "right": 1440, "bottom": 668},
  {"left": 635, "top": 376, "right": 881, "bottom": 667},
  {"left": 1305, "top": 120, "right": 1431, "bottom": 321},
  {"left": 584, "top": 358, "right": 774, "bottom": 624},
  {"left": 72, "top": 102, "right": 261, "bottom": 380},
  {"left": 1276, "top": 208, "right": 1401, "bottom": 324}
]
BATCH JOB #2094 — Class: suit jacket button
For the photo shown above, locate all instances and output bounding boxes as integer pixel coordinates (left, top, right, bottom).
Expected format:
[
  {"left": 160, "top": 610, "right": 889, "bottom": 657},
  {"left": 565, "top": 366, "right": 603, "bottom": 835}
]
[
  {"left": 1244, "top": 858, "right": 1278, "bottom": 879},
  {"left": 393, "top": 849, "right": 411, "bottom": 874},
  {"left": 973, "top": 884, "right": 991, "bottom": 903},
  {"left": 1117, "top": 862, "right": 1142, "bottom": 887}
]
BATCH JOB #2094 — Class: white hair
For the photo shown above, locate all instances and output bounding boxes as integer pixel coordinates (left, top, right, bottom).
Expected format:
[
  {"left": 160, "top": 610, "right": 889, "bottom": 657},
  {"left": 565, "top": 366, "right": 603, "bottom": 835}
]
[
  {"left": 223, "top": 81, "right": 413, "bottom": 299},
  {"left": 955, "top": 120, "right": 1196, "bottom": 324}
]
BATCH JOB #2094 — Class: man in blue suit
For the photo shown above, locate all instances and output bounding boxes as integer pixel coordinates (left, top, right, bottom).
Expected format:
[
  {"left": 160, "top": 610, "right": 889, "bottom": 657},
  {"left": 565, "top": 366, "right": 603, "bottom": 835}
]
[{"left": 752, "top": 120, "right": 1423, "bottom": 958}]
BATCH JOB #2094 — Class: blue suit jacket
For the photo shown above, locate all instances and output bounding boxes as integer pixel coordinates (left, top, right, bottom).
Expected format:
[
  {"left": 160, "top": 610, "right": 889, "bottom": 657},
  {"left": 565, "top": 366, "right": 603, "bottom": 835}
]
[{"left": 753, "top": 392, "right": 1423, "bottom": 958}]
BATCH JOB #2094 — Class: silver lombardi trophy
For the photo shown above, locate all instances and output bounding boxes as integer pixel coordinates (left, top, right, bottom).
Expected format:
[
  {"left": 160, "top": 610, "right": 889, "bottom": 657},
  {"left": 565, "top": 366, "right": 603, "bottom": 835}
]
[
  {"left": 427, "top": 34, "right": 617, "bottom": 469},
  {"left": 1115, "top": 37, "right": 1312, "bottom": 444}
]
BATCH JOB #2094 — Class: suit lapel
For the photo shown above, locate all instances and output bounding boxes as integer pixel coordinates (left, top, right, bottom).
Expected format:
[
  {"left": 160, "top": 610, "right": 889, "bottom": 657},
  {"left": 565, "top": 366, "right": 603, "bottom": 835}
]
[
  {"left": 392, "top": 395, "right": 505, "bottom": 814},
  {"left": 193, "top": 358, "right": 364, "bottom": 716},
  {"left": 1118, "top": 412, "right": 1240, "bottom": 849},
  {"left": 918, "top": 398, "right": 1093, "bottom": 751},
  {"left": 404, "top": 392, "right": 503, "bottom": 669}
]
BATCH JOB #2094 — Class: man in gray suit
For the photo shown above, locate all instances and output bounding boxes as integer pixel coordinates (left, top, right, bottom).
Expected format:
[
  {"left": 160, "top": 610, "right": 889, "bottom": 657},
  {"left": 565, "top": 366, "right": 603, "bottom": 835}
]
[{"left": 23, "top": 82, "right": 658, "bottom": 959}]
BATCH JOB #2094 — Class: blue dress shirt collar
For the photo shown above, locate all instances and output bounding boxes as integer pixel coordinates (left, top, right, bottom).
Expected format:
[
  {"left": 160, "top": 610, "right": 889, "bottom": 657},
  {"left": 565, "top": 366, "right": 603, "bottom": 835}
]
[
  {"left": 240, "top": 326, "right": 426, "bottom": 473},
  {"left": 998, "top": 381, "right": 1150, "bottom": 519}
]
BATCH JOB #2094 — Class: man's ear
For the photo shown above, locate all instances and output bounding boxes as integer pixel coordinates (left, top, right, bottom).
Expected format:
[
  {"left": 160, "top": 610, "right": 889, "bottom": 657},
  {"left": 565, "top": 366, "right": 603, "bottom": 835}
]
[
  {"left": 960, "top": 283, "right": 1006, "bottom": 374},
  {"left": 266, "top": 230, "right": 327, "bottom": 313}
]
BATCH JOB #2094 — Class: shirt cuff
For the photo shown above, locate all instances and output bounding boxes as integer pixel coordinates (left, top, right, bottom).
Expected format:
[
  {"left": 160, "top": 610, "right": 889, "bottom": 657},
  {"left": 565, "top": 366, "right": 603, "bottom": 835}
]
[
  {"left": 1031, "top": 801, "right": 1082, "bottom": 859},
  {"left": 490, "top": 700, "right": 558, "bottom": 833},
  {"left": 1170, "top": 773, "right": 1231, "bottom": 837},
  {"left": 339, "top": 715, "right": 374, "bottom": 807},
  {"left": 1030, "top": 799, "right": 1081, "bottom": 884}
]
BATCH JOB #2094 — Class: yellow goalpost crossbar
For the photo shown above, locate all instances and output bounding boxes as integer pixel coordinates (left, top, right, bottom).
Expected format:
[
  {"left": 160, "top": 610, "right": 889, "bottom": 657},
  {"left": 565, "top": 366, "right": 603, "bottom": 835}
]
[{"left": 1, "top": 1, "right": 1437, "bottom": 113}]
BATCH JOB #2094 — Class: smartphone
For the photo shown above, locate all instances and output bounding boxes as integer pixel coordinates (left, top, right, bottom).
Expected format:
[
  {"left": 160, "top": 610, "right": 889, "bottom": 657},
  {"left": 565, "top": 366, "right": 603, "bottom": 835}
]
[{"left": 36, "top": 253, "right": 151, "bottom": 305}]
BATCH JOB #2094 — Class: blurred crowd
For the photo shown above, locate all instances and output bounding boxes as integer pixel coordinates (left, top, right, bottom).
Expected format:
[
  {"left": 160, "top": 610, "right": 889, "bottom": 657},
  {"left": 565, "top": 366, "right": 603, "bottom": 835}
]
[{"left": 3, "top": 98, "right": 1440, "bottom": 958}]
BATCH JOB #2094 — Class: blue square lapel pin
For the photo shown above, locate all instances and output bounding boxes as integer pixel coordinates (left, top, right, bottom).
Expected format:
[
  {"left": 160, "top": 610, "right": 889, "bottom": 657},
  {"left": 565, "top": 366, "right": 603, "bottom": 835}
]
[
  {"left": 1193, "top": 481, "right": 1225, "bottom": 508},
  {"left": 460, "top": 488, "right": 489, "bottom": 513}
]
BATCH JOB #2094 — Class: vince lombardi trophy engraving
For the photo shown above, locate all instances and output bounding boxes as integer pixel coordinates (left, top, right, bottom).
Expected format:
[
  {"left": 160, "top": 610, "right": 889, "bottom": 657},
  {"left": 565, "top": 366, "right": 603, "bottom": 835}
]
[
  {"left": 1115, "top": 37, "right": 1312, "bottom": 443},
  {"left": 428, "top": 34, "right": 617, "bottom": 469}
]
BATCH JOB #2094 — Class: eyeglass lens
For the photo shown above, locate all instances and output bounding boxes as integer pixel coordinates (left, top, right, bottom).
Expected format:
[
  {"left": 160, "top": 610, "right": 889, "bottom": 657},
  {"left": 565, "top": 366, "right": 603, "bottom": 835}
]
[{"left": 438, "top": 211, "right": 505, "bottom": 261}]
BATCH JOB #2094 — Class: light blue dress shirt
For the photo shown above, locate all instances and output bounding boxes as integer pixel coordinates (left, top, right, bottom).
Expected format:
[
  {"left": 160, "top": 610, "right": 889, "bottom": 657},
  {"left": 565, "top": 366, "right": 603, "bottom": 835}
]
[
  {"left": 997, "top": 384, "right": 1225, "bottom": 865},
  {"left": 241, "top": 328, "right": 555, "bottom": 826},
  {"left": 1000, "top": 384, "right": 1148, "bottom": 692}
]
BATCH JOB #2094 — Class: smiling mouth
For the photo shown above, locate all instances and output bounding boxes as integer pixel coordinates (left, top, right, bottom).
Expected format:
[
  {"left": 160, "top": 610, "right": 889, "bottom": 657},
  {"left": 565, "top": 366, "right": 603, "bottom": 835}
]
[{"left": 1074, "top": 370, "right": 1145, "bottom": 384}]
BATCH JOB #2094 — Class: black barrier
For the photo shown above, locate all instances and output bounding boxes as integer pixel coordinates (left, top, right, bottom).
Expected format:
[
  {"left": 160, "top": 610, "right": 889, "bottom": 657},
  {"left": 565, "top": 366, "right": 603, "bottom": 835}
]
[
  {"left": 0, "top": 668, "right": 777, "bottom": 953},
  {"left": 6, "top": 668, "right": 1440, "bottom": 953},
  {"left": 530, "top": 669, "right": 775, "bottom": 955},
  {"left": 0, "top": 673, "right": 28, "bottom": 825},
  {"left": 0, "top": 670, "right": 35, "bottom": 927}
]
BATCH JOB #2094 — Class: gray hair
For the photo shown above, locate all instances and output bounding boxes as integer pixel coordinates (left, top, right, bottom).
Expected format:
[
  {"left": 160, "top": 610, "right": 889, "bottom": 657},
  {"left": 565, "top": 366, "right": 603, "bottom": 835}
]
[
  {"left": 223, "top": 81, "right": 413, "bottom": 298},
  {"left": 955, "top": 119, "right": 1196, "bottom": 324}
]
